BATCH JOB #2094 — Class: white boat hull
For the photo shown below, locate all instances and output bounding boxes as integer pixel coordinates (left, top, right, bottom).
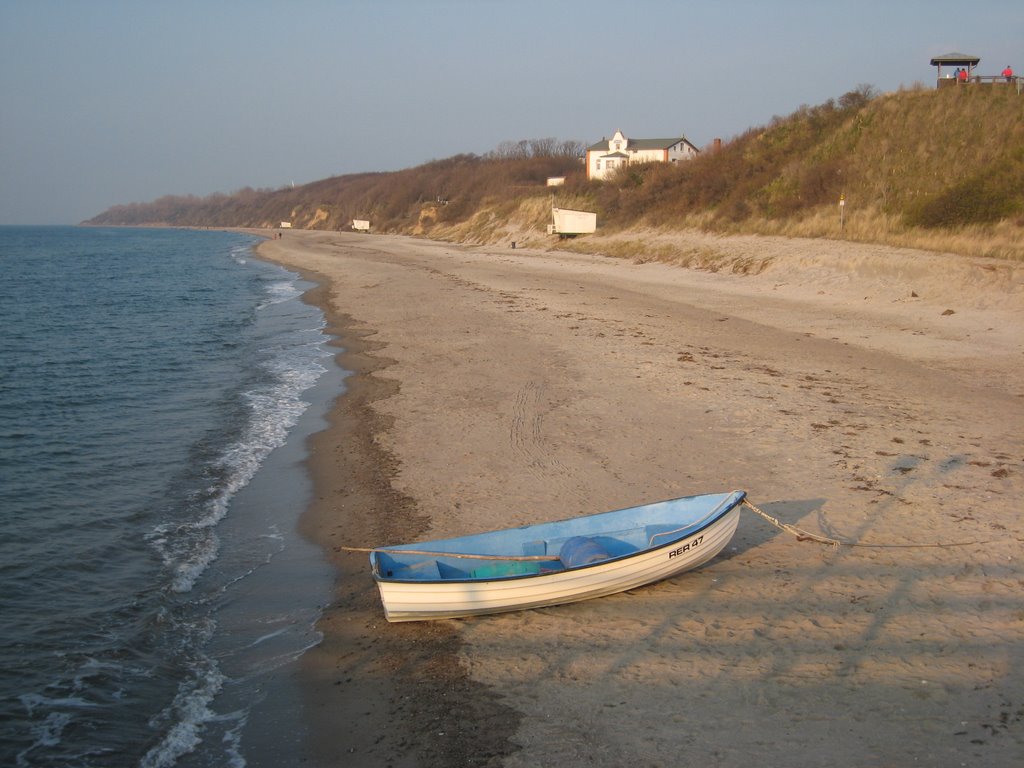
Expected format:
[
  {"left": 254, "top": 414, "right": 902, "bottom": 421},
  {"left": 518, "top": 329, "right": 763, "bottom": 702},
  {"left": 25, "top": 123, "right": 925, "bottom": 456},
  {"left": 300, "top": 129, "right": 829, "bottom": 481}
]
[{"left": 374, "top": 502, "right": 741, "bottom": 622}]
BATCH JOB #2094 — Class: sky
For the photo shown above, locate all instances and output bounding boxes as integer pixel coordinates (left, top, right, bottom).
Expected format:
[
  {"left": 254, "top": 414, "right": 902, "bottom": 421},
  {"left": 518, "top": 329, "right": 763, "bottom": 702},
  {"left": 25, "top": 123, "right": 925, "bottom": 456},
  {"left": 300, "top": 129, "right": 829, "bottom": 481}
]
[{"left": 1, "top": 0, "right": 1021, "bottom": 225}]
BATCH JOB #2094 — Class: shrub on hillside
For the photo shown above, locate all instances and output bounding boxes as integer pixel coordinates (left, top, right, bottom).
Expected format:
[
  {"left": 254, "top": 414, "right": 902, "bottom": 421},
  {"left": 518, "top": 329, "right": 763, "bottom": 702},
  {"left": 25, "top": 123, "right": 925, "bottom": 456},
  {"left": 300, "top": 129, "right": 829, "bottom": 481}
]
[{"left": 905, "top": 150, "right": 1024, "bottom": 228}]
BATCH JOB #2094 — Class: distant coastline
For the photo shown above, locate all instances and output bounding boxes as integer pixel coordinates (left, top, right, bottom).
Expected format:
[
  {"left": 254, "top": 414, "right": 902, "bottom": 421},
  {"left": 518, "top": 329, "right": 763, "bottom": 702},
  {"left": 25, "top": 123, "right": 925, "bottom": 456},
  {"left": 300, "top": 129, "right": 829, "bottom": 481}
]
[{"left": 84, "top": 86, "right": 1024, "bottom": 262}]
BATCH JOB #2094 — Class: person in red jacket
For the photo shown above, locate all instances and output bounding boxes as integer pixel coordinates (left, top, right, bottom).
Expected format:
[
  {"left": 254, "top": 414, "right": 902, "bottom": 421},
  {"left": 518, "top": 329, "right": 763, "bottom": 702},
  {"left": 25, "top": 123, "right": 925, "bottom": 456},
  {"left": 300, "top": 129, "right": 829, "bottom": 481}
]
[
  {"left": 957, "top": 67, "right": 969, "bottom": 82},
  {"left": 1002, "top": 65, "right": 1014, "bottom": 82}
]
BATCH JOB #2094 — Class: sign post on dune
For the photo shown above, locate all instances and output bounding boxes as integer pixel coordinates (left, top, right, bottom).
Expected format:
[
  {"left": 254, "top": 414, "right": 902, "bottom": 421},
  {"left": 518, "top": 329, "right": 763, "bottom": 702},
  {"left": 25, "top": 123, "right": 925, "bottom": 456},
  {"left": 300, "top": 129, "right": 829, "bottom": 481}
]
[{"left": 839, "top": 193, "right": 846, "bottom": 231}]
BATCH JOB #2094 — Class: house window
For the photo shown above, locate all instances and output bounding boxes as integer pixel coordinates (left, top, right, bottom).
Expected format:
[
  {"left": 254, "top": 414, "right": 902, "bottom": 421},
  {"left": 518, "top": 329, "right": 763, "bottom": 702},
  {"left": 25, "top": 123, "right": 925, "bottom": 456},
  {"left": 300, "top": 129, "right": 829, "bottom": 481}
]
[
  {"left": 596, "top": 160, "right": 601, "bottom": 170},
  {"left": 614, "top": 141, "right": 621, "bottom": 150}
]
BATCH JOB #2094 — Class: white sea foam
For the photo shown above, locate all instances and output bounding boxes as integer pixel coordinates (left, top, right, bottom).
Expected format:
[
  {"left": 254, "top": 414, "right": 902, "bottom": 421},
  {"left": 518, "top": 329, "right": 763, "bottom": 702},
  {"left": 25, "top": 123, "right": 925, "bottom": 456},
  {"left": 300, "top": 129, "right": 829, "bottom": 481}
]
[
  {"left": 229, "top": 245, "right": 251, "bottom": 266},
  {"left": 249, "top": 626, "right": 291, "bottom": 648},
  {"left": 152, "top": 318, "right": 330, "bottom": 593},
  {"left": 169, "top": 531, "right": 221, "bottom": 593},
  {"left": 140, "top": 661, "right": 226, "bottom": 768},
  {"left": 259, "top": 525, "right": 285, "bottom": 542},
  {"left": 19, "top": 692, "right": 99, "bottom": 714},
  {"left": 258, "top": 279, "right": 301, "bottom": 309},
  {"left": 220, "top": 709, "right": 250, "bottom": 768},
  {"left": 16, "top": 711, "right": 72, "bottom": 767}
]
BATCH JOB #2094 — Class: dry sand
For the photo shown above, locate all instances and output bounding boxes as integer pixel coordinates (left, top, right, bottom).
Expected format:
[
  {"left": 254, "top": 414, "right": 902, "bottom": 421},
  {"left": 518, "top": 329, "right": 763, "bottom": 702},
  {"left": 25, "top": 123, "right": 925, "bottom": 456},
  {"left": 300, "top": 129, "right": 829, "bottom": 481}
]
[{"left": 256, "top": 229, "right": 1023, "bottom": 767}]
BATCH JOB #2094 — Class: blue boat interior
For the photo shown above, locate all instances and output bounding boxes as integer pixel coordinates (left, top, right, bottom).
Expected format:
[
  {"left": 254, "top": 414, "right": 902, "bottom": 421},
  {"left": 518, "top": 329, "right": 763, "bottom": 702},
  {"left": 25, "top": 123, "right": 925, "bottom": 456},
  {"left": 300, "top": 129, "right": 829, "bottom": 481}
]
[{"left": 371, "top": 490, "right": 746, "bottom": 582}]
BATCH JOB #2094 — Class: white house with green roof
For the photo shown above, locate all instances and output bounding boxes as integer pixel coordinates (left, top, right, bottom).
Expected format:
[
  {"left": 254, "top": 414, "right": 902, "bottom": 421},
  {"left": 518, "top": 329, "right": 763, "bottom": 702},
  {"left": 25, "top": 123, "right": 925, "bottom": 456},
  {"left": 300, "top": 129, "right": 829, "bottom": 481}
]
[{"left": 585, "top": 129, "right": 699, "bottom": 180}]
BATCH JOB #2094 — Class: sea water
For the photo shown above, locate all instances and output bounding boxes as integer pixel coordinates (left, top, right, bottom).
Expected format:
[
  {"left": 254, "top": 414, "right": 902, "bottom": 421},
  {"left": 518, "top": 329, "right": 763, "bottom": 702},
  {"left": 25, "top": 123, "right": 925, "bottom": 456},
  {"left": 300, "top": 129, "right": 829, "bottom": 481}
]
[{"left": 0, "top": 226, "right": 340, "bottom": 767}]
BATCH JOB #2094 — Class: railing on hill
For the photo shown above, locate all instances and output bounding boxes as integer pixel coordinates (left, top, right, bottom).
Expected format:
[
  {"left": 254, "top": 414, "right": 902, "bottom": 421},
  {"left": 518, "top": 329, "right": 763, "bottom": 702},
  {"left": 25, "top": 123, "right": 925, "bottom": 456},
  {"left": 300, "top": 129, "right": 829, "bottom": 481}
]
[{"left": 938, "top": 75, "right": 1022, "bottom": 94}]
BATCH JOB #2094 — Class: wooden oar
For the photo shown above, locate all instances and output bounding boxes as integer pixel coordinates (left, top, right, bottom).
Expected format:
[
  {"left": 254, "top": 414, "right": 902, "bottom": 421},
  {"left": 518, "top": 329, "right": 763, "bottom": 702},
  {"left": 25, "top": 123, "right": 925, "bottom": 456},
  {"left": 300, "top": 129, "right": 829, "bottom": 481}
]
[{"left": 340, "top": 546, "right": 561, "bottom": 562}]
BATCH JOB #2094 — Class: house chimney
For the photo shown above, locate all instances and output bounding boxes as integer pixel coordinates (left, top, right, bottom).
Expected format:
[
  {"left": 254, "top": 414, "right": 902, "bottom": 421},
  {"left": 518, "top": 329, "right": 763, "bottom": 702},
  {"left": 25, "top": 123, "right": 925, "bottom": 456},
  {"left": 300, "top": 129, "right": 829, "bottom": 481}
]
[{"left": 713, "top": 138, "right": 722, "bottom": 151}]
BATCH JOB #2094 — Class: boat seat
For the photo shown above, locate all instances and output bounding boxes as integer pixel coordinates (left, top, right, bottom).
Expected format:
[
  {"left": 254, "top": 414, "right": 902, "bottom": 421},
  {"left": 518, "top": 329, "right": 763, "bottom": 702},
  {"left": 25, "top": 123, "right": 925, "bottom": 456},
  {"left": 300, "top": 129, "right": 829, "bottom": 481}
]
[
  {"left": 436, "top": 560, "right": 469, "bottom": 579},
  {"left": 387, "top": 559, "right": 442, "bottom": 580},
  {"left": 522, "top": 539, "right": 547, "bottom": 556},
  {"left": 377, "top": 551, "right": 430, "bottom": 579}
]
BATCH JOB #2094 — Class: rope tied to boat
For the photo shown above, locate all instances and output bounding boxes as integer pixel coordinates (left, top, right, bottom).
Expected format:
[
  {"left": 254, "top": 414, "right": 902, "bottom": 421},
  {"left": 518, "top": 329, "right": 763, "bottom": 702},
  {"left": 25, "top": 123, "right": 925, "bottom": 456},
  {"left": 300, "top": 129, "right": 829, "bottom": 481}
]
[
  {"left": 741, "top": 499, "right": 990, "bottom": 549},
  {"left": 742, "top": 499, "right": 842, "bottom": 547}
]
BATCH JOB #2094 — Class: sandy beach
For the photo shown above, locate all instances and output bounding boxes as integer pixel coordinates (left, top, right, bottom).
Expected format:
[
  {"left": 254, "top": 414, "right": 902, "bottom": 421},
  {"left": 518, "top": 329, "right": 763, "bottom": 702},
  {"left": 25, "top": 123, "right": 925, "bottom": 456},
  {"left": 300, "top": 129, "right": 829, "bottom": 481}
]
[{"left": 256, "top": 229, "right": 1023, "bottom": 767}]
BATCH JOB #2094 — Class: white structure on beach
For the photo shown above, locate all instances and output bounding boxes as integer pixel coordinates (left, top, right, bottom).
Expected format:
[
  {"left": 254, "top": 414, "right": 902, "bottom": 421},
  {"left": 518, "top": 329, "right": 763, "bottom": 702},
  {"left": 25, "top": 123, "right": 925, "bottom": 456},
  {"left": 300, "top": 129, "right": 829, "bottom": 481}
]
[
  {"left": 548, "top": 207, "right": 597, "bottom": 236},
  {"left": 585, "top": 129, "right": 699, "bottom": 180}
]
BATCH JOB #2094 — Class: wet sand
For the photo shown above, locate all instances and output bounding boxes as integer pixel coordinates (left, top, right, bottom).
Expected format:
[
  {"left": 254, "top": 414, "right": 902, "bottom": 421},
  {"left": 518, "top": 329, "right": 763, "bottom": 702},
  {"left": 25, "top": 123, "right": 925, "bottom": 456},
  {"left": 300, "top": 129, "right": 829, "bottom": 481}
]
[{"left": 257, "top": 230, "right": 1024, "bottom": 767}]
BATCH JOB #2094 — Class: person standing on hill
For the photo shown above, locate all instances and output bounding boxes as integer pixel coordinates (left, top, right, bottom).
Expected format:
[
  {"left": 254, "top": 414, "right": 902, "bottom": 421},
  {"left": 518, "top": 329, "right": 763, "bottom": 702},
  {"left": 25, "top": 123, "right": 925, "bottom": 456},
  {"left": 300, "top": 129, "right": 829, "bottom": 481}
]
[{"left": 1003, "top": 65, "right": 1014, "bottom": 81}]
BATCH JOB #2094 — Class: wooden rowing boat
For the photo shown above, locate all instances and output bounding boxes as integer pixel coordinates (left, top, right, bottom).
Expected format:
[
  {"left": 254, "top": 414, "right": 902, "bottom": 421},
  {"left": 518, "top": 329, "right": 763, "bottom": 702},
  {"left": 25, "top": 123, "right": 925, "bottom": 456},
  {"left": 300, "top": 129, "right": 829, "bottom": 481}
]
[{"left": 367, "top": 490, "right": 746, "bottom": 622}]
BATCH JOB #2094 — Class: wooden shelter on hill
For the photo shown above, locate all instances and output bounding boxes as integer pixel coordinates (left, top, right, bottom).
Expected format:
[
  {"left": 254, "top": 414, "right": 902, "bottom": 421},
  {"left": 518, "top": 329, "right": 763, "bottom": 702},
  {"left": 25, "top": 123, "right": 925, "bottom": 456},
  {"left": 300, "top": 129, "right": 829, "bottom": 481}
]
[
  {"left": 930, "top": 52, "right": 1019, "bottom": 90},
  {"left": 930, "top": 51, "right": 980, "bottom": 86}
]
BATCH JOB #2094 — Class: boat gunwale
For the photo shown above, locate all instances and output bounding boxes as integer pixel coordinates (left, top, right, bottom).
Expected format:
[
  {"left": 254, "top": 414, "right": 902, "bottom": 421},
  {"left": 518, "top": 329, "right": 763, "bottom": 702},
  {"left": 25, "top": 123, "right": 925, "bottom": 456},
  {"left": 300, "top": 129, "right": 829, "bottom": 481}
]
[{"left": 371, "top": 491, "right": 746, "bottom": 585}]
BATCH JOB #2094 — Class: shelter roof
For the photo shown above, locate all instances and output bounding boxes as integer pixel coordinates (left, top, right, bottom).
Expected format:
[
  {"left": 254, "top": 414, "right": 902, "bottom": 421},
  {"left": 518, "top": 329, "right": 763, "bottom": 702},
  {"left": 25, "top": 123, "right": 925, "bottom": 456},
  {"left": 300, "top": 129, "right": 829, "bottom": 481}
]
[{"left": 929, "top": 52, "right": 980, "bottom": 66}]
